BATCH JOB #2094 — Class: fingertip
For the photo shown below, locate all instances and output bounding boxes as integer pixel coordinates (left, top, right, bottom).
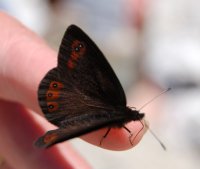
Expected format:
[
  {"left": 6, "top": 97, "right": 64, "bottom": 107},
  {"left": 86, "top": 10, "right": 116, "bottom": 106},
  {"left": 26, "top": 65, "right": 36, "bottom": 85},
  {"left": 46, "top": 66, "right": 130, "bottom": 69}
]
[{"left": 81, "top": 120, "right": 147, "bottom": 151}]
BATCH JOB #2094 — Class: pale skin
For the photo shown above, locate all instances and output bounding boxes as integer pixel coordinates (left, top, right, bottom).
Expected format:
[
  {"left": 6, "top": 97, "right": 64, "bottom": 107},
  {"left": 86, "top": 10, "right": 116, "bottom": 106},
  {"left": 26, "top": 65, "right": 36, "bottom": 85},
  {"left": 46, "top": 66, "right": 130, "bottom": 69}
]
[{"left": 0, "top": 12, "right": 146, "bottom": 169}]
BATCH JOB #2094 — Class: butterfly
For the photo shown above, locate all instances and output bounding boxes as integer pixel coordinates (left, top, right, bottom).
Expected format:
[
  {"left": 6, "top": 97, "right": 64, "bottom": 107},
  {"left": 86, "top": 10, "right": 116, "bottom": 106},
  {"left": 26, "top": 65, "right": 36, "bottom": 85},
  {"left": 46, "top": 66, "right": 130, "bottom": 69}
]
[{"left": 35, "top": 25, "right": 145, "bottom": 148}]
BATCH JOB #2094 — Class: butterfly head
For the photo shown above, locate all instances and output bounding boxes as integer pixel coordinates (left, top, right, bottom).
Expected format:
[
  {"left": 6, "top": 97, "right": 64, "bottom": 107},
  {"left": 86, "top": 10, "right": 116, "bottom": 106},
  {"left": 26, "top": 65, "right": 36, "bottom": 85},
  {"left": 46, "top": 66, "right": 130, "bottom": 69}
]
[{"left": 126, "top": 107, "right": 145, "bottom": 121}]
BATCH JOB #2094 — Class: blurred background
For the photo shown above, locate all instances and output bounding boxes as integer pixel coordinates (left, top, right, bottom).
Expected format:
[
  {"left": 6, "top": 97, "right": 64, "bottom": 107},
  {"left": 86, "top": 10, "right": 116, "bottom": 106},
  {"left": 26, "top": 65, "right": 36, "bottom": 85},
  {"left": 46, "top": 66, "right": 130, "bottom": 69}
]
[{"left": 1, "top": 0, "right": 200, "bottom": 168}]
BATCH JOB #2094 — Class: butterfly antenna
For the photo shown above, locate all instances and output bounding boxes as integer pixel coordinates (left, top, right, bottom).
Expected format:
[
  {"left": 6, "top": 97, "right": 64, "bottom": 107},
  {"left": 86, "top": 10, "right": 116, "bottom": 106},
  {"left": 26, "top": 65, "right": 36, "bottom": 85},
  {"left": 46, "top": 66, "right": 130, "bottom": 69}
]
[
  {"left": 138, "top": 88, "right": 171, "bottom": 111},
  {"left": 148, "top": 127, "right": 166, "bottom": 150}
]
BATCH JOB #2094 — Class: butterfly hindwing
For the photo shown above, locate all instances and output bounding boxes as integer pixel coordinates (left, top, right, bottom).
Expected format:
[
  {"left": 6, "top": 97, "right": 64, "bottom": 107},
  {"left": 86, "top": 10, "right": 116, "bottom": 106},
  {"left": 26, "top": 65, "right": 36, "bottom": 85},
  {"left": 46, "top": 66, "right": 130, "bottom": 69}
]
[
  {"left": 35, "top": 109, "right": 128, "bottom": 148},
  {"left": 38, "top": 67, "right": 120, "bottom": 126}
]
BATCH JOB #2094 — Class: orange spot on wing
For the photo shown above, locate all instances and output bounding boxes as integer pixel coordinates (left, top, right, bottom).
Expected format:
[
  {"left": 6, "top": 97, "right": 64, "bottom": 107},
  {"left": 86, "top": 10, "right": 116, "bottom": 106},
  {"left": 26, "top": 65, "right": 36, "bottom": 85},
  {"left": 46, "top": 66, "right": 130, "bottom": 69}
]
[
  {"left": 44, "top": 133, "right": 58, "bottom": 144},
  {"left": 67, "top": 59, "right": 75, "bottom": 69},
  {"left": 46, "top": 90, "right": 60, "bottom": 101},
  {"left": 47, "top": 102, "right": 59, "bottom": 112},
  {"left": 71, "top": 40, "right": 82, "bottom": 49},
  {"left": 49, "top": 81, "right": 64, "bottom": 90},
  {"left": 71, "top": 52, "right": 80, "bottom": 61},
  {"left": 71, "top": 41, "right": 85, "bottom": 58},
  {"left": 67, "top": 40, "right": 86, "bottom": 69}
]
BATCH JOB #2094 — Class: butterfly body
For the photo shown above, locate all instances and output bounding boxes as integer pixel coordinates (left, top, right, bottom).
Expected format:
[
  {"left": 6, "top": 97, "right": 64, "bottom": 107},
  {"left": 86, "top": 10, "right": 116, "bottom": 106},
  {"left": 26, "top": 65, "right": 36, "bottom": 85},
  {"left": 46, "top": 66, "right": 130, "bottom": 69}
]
[
  {"left": 35, "top": 25, "right": 145, "bottom": 148},
  {"left": 58, "top": 107, "right": 144, "bottom": 128}
]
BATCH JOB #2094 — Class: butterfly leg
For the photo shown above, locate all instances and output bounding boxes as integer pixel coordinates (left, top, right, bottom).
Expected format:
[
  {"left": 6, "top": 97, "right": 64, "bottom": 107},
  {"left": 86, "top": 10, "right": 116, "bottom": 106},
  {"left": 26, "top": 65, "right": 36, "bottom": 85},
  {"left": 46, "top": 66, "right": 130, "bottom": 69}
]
[
  {"left": 123, "top": 126, "right": 134, "bottom": 145},
  {"left": 124, "top": 120, "right": 145, "bottom": 146},
  {"left": 100, "top": 128, "right": 111, "bottom": 146}
]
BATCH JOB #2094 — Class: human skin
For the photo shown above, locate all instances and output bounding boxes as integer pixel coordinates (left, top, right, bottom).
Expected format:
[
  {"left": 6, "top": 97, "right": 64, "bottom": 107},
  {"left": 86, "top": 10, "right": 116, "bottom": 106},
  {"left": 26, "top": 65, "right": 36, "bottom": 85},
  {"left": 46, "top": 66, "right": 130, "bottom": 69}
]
[{"left": 0, "top": 12, "right": 146, "bottom": 169}]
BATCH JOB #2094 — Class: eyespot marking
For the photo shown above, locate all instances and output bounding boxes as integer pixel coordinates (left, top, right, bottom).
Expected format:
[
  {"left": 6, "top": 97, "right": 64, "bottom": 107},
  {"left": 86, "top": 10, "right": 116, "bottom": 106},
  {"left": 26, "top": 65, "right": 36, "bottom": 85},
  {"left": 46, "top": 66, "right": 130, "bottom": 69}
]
[
  {"left": 49, "top": 81, "right": 64, "bottom": 90},
  {"left": 67, "top": 40, "right": 86, "bottom": 70},
  {"left": 46, "top": 91, "right": 60, "bottom": 101},
  {"left": 71, "top": 40, "right": 86, "bottom": 60},
  {"left": 47, "top": 102, "right": 59, "bottom": 112}
]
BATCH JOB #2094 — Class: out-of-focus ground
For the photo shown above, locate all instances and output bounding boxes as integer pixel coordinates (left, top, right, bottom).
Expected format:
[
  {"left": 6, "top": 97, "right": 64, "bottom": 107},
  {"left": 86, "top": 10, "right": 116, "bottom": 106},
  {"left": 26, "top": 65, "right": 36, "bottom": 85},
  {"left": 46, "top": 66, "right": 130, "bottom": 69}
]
[{"left": 1, "top": 0, "right": 200, "bottom": 168}]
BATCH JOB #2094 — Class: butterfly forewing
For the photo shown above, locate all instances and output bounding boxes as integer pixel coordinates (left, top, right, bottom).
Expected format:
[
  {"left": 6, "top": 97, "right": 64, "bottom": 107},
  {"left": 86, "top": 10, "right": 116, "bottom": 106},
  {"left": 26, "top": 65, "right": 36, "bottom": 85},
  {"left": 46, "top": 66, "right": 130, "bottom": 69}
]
[{"left": 58, "top": 25, "right": 126, "bottom": 106}]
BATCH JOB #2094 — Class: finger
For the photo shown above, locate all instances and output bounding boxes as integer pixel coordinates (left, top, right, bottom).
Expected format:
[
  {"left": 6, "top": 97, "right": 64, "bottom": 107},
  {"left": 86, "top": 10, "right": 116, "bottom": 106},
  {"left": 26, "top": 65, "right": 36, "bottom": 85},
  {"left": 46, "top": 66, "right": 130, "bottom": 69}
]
[
  {"left": 0, "top": 12, "right": 56, "bottom": 114},
  {"left": 81, "top": 120, "right": 147, "bottom": 151},
  {"left": 0, "top": 99, "right": 91, "bottom": 169},
  {"left": 0, "top": 158, "right": 14, "bottom": 169}
]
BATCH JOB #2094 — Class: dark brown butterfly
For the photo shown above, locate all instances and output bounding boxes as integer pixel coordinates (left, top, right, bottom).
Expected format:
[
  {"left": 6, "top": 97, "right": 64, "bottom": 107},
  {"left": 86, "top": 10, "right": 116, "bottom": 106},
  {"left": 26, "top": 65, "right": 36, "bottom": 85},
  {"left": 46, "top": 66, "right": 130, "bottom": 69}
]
[{"left": 35, "top": 25, "right": 145, "bottom": 148}]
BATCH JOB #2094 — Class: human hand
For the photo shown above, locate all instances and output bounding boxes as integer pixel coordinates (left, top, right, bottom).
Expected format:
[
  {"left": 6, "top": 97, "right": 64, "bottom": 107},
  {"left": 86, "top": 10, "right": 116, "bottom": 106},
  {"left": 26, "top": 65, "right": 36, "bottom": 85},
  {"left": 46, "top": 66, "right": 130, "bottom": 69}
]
[{"left": 0, "top": 12, "right": 146, "bottom": 169}]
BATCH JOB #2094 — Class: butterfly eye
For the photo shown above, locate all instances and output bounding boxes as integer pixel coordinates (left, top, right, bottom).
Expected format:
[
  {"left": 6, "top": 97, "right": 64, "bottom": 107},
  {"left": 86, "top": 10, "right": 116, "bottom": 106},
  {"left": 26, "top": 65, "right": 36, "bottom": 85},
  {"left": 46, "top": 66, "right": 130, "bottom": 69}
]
[{"left": 47, "top": 102, "right": 59, "bottom": 112}]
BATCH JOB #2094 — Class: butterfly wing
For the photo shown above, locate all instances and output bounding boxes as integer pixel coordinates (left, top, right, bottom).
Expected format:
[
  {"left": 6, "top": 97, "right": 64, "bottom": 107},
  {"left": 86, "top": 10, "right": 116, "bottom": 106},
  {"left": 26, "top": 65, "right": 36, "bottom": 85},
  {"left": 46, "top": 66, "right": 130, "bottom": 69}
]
[
  {"left": 35, "top": 109, "right": 127, "bottom": 148},
  {"left": 58, "top": 25, "right": 126, "bottom": 106},
  {"left": 38, "top": 25, "right": 127, "bottom": 127}
]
